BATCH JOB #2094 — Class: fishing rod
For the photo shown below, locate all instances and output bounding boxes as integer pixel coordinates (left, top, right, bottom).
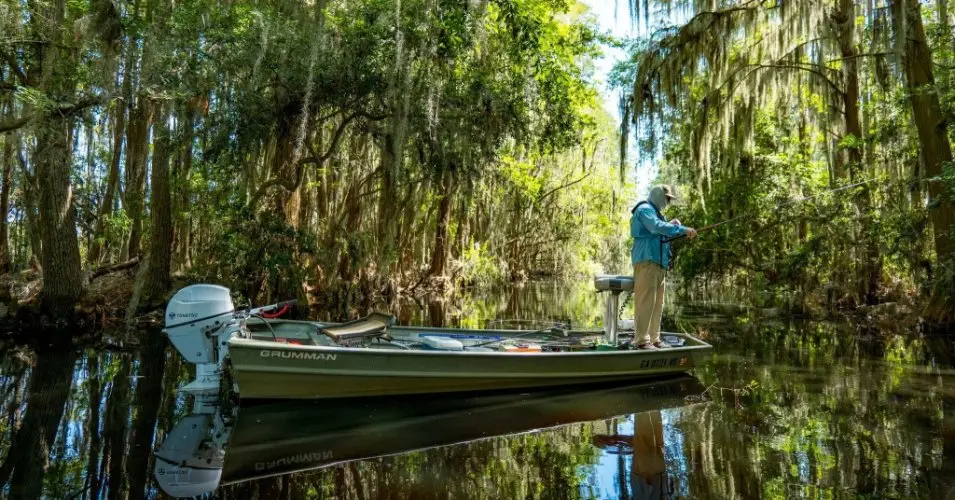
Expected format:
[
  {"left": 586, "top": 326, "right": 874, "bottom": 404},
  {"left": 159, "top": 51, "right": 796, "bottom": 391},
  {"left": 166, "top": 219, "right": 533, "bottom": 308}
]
[{"left": 663, "top": 178, "right": 877, "bottom": 243}]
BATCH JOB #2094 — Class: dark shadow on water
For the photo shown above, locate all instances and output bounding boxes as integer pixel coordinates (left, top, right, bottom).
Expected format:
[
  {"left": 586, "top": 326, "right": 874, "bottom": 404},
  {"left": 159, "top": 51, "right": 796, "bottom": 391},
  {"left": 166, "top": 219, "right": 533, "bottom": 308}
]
[{"left": 0, "top": 281, "right": 953, "bottom": 499}]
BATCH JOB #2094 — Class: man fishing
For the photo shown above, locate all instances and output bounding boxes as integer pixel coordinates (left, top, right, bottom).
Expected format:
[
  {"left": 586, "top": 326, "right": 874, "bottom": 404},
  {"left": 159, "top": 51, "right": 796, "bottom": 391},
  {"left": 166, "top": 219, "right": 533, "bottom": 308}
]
[{"left": 631, "top": 185, "right": 696, "bottom": 350}]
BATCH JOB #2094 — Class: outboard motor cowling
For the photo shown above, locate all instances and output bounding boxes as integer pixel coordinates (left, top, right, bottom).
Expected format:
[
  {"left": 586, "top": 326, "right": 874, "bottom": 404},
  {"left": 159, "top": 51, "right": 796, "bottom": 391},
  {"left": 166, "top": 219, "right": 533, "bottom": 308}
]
[
  {"left": 163, "top": 284, "right": 239, "bottom": 393},
  {"left": 164, "top": 284, "right": 235, "bottom": 364}
]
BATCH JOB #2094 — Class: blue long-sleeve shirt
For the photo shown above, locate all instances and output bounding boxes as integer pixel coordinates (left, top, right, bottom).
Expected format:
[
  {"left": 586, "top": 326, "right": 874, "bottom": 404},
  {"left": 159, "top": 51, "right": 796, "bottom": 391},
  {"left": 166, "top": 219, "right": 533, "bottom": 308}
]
[{"left": 630, "top": 202, "right": 687, "bottom": 269}]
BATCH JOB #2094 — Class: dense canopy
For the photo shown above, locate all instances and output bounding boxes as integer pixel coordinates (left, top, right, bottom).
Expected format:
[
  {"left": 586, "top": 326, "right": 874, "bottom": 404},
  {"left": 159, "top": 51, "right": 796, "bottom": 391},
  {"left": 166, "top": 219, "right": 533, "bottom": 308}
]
[{"left": 0, "top": 0, "right": 630, "bottom": 323}]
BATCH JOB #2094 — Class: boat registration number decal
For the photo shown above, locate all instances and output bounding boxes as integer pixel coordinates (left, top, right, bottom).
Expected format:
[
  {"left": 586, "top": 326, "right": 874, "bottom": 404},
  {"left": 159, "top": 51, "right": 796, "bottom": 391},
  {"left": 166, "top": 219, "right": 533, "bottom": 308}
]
[
  {"left": 640, "top": 357, "right": 687, "bottom": 368},
  {"left": 259, "top": 350, "right": 337, "bottom": 361}
]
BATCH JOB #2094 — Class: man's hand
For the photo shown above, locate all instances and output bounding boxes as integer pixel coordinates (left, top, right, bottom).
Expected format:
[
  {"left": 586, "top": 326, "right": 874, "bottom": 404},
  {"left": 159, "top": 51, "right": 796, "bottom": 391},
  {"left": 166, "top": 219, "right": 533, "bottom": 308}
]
[
  {"left": 685, "top": 227, "right": 698, "bottom": 240},
  {"left": 670, "top": 218, "right": 681, "bottom": 226}
]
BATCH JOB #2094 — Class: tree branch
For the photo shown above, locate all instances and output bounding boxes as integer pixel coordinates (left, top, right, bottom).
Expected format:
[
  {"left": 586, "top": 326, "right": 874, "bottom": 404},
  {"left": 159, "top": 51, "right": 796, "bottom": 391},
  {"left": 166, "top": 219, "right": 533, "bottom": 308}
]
[
  {"left": 0, "top": 94, "right": 109, "bottom": 133},
  {"left": 90, "top": 257, "right": 140, "bottom": 280},
  {"left": 0, "top": 115, "right": 32, "bottom": 134},
  {"left": 536, "top": 173, "right": 591, "bottom": 205},
  {"left": 651, "top": 0, "right": 769, "bottom": 42},
  {"left": 248, "top": 111, "right": 361, "bottom": 209},
  {"left": 315, "top": 111, "right": 360, "bottom": 166},
  {"left": 730, "top": 63, "right": 845, "bottom": 97},
  {"left": 827, "top": 52, "right": 891, "bottom": 63},
  {"left": 1, "top": 50, "right": 28, "bottom": 84}
]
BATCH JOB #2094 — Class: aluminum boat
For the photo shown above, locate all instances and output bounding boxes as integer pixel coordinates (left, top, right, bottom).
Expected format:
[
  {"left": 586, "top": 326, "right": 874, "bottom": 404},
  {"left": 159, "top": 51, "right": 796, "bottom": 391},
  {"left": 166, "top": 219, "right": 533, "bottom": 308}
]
[{"left": 162, "top": 275, "right": 712, "bottom": 399}]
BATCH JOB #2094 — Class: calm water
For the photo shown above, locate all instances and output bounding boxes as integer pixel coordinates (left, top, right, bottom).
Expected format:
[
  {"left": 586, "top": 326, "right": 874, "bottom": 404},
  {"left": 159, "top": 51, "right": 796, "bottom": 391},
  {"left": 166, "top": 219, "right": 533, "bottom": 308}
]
[{"left": 1, "top": 281, "right": 954, "bottom": 499}]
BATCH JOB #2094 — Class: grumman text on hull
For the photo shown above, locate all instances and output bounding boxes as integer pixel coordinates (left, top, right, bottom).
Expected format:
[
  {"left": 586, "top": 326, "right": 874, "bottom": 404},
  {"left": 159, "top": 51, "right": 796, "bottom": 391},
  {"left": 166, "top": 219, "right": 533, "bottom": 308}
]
[{"left": 259, "top": 350, "right": 338, "bottom": 361}]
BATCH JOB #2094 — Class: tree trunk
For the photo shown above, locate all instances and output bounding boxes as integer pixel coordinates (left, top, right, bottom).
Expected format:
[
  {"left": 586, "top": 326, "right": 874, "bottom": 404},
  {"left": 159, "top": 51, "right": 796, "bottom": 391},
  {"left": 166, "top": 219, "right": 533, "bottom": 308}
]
[
  {"left": 836, "top": 0, "right": 880, "bottom": 305},
  {"left": 25, "top": 0, "right": 86, "bottom": 308},
  {"left": 122, "top": 100, "right": 154, "bottom": 260},
  {"left": 337, "top": 181, "right": 362, "bottom": 281},
  {"left": 377, "top": 74, "right": 412, "bottom": 274},
  {"left": 157, "top": 349, "right": 181, "bottom": 435},
  {"left": 172, "top": 106, "right": 195, "bottom": 273},
  {"left": 427, "top": 300, "right": 446, "bottom": 327},
  {"left": 88, "top": 105, "right": 126, "bottom": 265},
  {"left": 377, "top": 137, "right": 398, "bottom": 267},
  {"left": 262, "top": 110, "right": 299, "bottom": 215},
  {"left": 398, "top": 180, "right": 418, "bottom": 272},
  {"left": 104, "top": 357, "right": 131, "bottom": 500},
  {"left": 939, "top": 0, "right": 953, "bottom": 54},
  {"left": 19, "top": 163, "right": 42, "bottom": 271},
  {"left": 2, "top": 349, "right": 78, "bottom": 500},
  {"left": 891, "top": 0, "right": 955, "bottom": 319},
  {"left": 0, "top": 137, "right": 13, "bottom": 273},
  {"left": 36, "top": 117, "right": 85, "bottom": 317},
  {"left": 427, "top": 172, "right": 455, "bottom": 277},
  {"left": 140, "top": 102, "right": 173, "bottom": 308},
  {"left": 84, "top": 355, "right": 103, "bottom": 500},
  {"left": 126, "top": 329, "right": 166, "bottom": 500}
]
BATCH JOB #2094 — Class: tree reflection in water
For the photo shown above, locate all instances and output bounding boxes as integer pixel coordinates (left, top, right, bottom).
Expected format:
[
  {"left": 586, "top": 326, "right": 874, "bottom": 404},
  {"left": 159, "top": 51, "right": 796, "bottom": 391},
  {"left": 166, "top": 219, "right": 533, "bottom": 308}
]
[{"left": 0, "top": 284, "right": 951, "bottom": 499}]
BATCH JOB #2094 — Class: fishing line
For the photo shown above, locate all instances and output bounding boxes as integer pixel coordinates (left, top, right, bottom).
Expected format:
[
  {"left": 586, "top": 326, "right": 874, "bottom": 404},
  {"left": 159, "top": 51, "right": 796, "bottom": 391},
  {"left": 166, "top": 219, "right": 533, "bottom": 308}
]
[{"left": 664, "top": 178, "right": 878, "bottom": 243}]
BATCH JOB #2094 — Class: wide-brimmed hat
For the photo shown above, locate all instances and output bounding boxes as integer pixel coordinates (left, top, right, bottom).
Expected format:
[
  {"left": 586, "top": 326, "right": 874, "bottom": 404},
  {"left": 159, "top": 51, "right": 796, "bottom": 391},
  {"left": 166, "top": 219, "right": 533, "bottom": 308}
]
[{"left": 660, "top": 184, "right": 677, "bottom": 200}]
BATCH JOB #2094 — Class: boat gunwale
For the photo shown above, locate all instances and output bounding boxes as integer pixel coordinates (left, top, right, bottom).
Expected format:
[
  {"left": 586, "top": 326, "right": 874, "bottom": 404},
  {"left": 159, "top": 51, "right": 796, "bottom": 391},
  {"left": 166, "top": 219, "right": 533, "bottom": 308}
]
[{"left": 229, "top": 334, "right": 712, "bottom": 358}]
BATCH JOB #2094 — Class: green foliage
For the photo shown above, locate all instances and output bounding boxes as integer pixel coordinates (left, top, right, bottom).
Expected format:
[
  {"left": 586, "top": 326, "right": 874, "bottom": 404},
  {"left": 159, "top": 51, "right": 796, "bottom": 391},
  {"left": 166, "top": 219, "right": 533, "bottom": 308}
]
[
  {"left": 13, "top": 0, "right": 626, "bottom": 301},
  {"left": 198, "top": 203, "right": 316, "bottom": 303},
  {"left": 613, "top": 0, "right": 955, "bottom": 314}
]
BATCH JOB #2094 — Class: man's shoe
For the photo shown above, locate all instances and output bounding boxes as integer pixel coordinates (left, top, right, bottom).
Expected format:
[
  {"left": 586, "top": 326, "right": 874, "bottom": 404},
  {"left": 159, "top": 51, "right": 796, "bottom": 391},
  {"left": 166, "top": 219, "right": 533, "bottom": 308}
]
[
  {"left": 653, "top": 341, "right": 671, "bottom": 348},
  {"left": 637, "top": 343, "right": 657, "bottom": 350}
]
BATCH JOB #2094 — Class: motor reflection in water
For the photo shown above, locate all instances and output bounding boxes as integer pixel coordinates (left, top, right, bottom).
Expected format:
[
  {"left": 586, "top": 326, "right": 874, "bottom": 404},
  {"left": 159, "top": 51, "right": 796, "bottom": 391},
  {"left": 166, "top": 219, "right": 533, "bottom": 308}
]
[{"left": 153, "top": 376, "right": 706, "bottom": 497}]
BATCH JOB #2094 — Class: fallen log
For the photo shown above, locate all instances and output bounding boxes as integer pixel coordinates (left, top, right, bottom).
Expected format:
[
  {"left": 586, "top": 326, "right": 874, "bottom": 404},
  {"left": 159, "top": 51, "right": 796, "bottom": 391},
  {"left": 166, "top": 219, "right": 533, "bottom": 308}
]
[{"left": 90, "top": 257, "right": 140, "bottom": 280}]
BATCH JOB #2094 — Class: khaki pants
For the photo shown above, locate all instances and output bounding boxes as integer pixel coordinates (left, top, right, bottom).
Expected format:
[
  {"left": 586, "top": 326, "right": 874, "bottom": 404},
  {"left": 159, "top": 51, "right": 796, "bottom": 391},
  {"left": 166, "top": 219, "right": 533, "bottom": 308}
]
[{"left": 633, "top": 261, "right": 665, "bottom": 346}]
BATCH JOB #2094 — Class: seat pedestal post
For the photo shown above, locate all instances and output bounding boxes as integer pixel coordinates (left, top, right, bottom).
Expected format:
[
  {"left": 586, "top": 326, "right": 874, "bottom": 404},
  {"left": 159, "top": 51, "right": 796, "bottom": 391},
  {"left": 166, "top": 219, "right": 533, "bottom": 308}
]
[{"left": 603, "top": 291, "right": 621, "bottom": 344}]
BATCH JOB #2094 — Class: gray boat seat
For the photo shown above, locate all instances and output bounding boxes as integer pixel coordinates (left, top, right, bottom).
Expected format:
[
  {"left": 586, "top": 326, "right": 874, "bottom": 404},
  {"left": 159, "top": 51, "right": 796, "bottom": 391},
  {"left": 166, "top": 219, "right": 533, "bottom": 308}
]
[
  {"left": 320, "top": 312, "right": 396, "bottom": 346},
  {"left": 593, "top": 275, "right": 634, "bottom": 292}
]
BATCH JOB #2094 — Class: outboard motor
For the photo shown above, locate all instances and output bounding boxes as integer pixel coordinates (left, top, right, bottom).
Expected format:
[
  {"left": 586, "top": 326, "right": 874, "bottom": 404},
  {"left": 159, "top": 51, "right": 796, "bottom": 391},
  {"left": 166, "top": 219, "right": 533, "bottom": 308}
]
[{"left": 164, "top": 285, "right": 237, "bottom": 393}]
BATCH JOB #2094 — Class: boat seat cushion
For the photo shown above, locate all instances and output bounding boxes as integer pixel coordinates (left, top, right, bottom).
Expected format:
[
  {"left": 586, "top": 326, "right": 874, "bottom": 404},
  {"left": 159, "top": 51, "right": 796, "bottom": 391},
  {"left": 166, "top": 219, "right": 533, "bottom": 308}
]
[
  {"left": 320, "top": 312, "right": 396, "bottom": 341},
  {"left": 593, "top": 275, "right": 634, "bottom": 292}
]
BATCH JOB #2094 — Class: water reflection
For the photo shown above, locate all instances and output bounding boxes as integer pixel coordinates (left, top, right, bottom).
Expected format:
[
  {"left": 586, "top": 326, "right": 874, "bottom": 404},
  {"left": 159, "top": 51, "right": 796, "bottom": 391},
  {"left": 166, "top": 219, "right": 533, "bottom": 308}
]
[
  {"left": 155, "top": 377, "right": 703, "bottom": 497},
  {"left": 1, "top": 348, "right": 76, "bottom": 499},
  {"left": 0, "top": 282, "right": 952, "bottom": 499}
]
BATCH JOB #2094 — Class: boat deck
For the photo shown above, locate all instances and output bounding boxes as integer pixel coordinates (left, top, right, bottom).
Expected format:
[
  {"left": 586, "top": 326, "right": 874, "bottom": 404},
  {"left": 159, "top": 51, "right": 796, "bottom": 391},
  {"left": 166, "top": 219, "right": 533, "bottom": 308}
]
[{"left": 242, "top": 318, "right": 677, "bottom": 352}]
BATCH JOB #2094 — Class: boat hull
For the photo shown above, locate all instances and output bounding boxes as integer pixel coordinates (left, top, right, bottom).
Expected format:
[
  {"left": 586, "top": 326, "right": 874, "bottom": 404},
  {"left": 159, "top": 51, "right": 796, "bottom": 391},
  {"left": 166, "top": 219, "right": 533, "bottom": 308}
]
[{"left": 227, "top": 332, "right": 711, "bottom": 399}]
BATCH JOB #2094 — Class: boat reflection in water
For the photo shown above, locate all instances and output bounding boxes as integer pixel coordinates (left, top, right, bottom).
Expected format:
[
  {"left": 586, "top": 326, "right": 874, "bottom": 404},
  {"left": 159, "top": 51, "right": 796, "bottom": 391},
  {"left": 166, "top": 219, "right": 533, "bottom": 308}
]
[{"left": 153, "top": 376, "right": 706, "bottom": 497}]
